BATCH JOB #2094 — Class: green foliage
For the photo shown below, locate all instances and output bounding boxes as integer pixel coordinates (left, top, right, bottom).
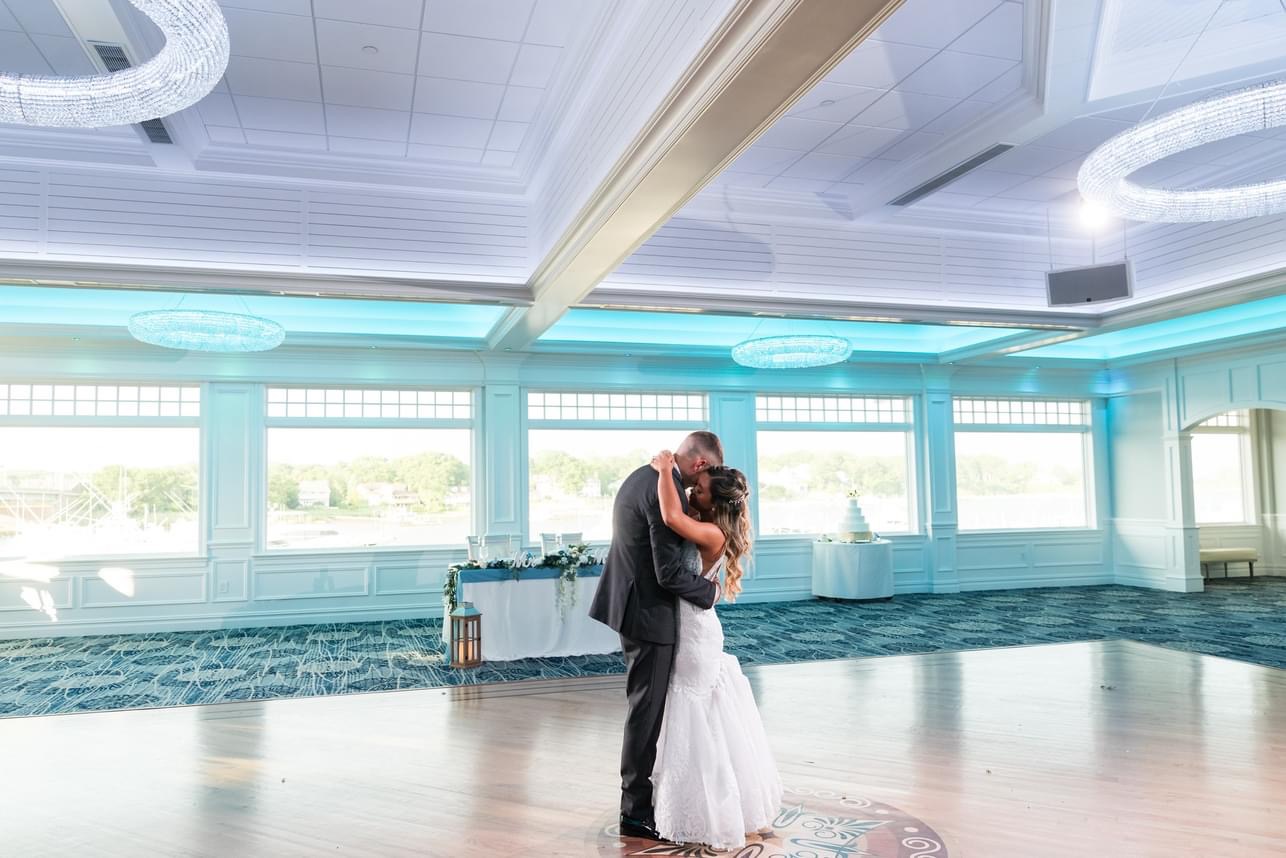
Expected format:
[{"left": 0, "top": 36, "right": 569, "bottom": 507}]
[
  {"left": 529, "top": 448, "right": 649, "bottom": 498},
  {"left": 83, "top": 464, "right": 198, "bottom": 522},
  {"left": 759, "top": 451, "right": 905, "bottom": 497},
  {"left": 267, "top": 451, "right": 469, "bottom": 512},
  {"left": 956, "top": 454, "right": 1079, "bottom": 496}
]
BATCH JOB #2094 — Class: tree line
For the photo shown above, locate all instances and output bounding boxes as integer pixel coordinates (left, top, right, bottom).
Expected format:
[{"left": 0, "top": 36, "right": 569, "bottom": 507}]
[{"left": 268, "top": 452, "right": 469, "bottom": 513}]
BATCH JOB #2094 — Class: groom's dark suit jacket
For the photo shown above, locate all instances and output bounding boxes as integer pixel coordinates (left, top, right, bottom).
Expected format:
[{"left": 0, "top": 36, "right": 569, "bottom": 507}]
[{"left": 589, "top": 464, "right": 718, "bottom": 644}]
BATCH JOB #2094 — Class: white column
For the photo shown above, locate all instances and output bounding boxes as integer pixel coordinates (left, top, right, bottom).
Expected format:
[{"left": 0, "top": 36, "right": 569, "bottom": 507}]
[
  {"left": 478, "top": 355, "right": 527, "bottom": 541},
  {"left": 1161, "top": 428, "right": 1202, "bottom": 591},
  {"left": 205, "top": 382, "right": 259, "bottom": 602},
  {"left": 921, "top": 369, "right": 959, "bottom": 593}
]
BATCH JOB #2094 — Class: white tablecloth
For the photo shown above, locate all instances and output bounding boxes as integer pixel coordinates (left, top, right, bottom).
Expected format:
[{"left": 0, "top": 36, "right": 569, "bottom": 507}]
[
  {"left": 812, "top": 539, "right": 895, "bottom": 600},
  {"left": 447, "top": 571, "right": 620, "bottom": 662}
]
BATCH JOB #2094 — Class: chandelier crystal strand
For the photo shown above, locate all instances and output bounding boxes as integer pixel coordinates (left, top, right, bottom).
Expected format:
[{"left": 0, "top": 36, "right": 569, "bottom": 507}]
[
  {"left": 731, "top": 335, "right": 852, "bottom": 369},
  {"left": 0, "top": 0, "right": 229, "bottom": 128},
  {"left": 1078, "top": 80, "right": 1286, "bottom": 222},
  {"left": 128, "top": 310, "right": 286, "bottom": 352}
]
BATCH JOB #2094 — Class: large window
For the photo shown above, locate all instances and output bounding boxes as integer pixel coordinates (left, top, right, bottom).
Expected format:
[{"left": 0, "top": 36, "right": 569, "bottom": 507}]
[
  {"left": 1191, "top": 410, "right": 1253, "bottom": 524},
  {"left": 0, "top": 384, "right": 201, "bottom": 558},
  {"left": 265, "top": 387, "right": 473, "bottom": 550},
  {"left": 953, "top": 398, "right": 1092, "bottom": 530},
  {"left": 756, "top": 395, "right": 915, "bottom": 535},
  {"left": 527, "top": 392, "right": 706, "bottom": 541}
]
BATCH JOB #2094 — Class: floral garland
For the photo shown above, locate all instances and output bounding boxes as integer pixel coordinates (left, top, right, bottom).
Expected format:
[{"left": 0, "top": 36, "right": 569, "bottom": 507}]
[{"left": 443, "top": 544, "right": 602, "bottom": 617}]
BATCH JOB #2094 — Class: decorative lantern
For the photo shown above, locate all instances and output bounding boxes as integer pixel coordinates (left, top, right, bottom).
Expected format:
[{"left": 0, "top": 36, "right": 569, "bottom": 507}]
[{"left": 450, "top": 601, "right": 482, "bottom": 668}]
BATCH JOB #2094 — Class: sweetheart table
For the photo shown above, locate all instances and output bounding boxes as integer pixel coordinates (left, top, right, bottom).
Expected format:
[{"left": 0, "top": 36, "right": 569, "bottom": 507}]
[{"left": 442, "top": 564, "right": 621, "bottom": 662}]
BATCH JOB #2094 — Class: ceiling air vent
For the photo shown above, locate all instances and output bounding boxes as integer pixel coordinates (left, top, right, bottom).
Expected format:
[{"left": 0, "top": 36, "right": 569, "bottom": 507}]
[
  {"left": 888, "top": 143, "right": 1014, "bottom": 206},
  {"left": 90, "top": 43, "right": 174, "bottom": 144}
]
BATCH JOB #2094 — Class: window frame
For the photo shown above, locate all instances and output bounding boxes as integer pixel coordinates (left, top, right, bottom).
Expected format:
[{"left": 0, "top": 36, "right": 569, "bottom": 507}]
[
  {"left": 261, "top": 385, "right": 478, "bottom": 555},
  {"left": 1190, "top": 410, "right": 1257, "bottom": 526},
  {"left": 525, "top": 389, "right": 709, "bottom": 543},
  {"left": 753, "top": 394, "right": 919, "bottom": 539},
  {"left": 952, "top": 397, "right": 1096, "bottom": 533},
  {"left": 0, "top": 381, "right": 205, "bottom": 561}
]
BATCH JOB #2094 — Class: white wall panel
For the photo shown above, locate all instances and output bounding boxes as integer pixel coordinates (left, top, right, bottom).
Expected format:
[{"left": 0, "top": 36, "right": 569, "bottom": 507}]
[{"left": 0, "top": 166, "right": 532, "bottom": 283}]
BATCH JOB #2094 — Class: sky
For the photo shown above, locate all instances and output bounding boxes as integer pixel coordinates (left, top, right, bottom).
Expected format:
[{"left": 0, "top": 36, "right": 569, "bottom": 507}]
[
  {"left": 267, "top": 428, "right": 472, "bottom": 466},
  {"left": 0, "top": 428, "right": 197, "bottom": 471}
]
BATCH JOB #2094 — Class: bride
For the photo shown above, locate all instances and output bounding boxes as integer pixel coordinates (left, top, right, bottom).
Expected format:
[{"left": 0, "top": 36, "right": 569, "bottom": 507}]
[{"left": 647, "top": 450, "right": 783, "bottom": 850}]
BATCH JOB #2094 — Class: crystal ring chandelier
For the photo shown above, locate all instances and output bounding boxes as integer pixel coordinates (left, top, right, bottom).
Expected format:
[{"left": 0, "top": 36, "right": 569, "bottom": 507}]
[
  {"left": 0, "top": 0, "right": 229, "bottom": 128},
  {"left": 1078, "top": 80, "right": 1286, "bottom": 222},
  {"left": 731, "top": 335, "right": 852, "bottom": 369},
  {"left": 129, "top": 310, "right": 286, "bottom": 352}
]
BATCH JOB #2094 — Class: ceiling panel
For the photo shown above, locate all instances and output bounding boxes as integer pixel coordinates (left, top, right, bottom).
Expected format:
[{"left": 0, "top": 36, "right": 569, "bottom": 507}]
[
  {"left": 873, "top": 0, "right": 1009, "bottom": 50},
  {"left": 687, "top": 0, "right": 1027, "bottom": 203},
  {"left": 898, "top": 50, "right": 1016, "bottom": 99},
  {"left": 314, "top": 0, "right": 424, "bottom": 29},
  {"left": 416, "top": 32, "right": 520, "bottom": 84},
  {"left": 225, "top": 56, "right": 322, "bottom": 100},
  {"left": 424, "top": 0, "right": 535, "bottom": 42},
  {"left": 324, "top": 105, "right": 411, "bottom": 142},
  {"left": 323, "top": 67, "right": 415, "bottom": 111},
  {"left": 4, "top": 0, "right": 73, "bottom": 35},
  {"left": 316, "top": 19, "right": 420, "bottom": 74},
  {"left": 951, "top": 1, "right": 1023, "bottom": 60},
  {"left": 222, "top": 7, "right": 318, "bottom": 63}
]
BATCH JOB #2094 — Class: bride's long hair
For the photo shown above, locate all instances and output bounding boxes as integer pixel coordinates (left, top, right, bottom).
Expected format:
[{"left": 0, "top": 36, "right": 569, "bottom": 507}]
[{"left": 704, "top": 466, "right": 753, "bottom": 601}]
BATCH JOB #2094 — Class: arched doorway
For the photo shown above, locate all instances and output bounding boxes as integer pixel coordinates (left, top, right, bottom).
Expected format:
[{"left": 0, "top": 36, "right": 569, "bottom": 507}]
[{"left": 1180, "top": 406, "right": 1286, "bottom": 591}]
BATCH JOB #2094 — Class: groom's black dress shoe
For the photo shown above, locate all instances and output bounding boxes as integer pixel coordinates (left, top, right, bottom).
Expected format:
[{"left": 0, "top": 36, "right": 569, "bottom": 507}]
[{"left": 619, "top": 815, "right": 663, "bottom": 841}]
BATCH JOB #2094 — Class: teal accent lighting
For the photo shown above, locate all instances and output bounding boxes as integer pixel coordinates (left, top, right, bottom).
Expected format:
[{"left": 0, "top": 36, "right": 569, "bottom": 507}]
[
  {"left": 128, "top": 310, "right": 286, "bottom": 352},
  {"left": 1017, "top": 293, "right": 1286, "bottom": 360},
  {"left": 541, "top": 309, "right": 1035, "bottom": 356},
  {"left": 731, "top": 334, "right": 852, "bottom": 368}
]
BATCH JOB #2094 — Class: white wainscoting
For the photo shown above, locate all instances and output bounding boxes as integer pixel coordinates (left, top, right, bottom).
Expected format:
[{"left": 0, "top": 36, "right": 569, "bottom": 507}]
[
  {"left": 955, "top": 530, "right": 1112, "bottom": 591},
  {"left": 0, "top": 549, "right": 463, "bottom": 639},
  {"left": 1112, "top": 518, "right": 1202, "bottom": 591}
]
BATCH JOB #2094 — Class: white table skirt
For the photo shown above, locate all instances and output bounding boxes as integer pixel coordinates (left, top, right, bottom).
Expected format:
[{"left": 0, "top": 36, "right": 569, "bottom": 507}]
[
  {"left": 448, "top": 574, "right": 620, "bottom": 662},
  {"left": 812, "top": 539, "right": 895, "bottom": 600}
]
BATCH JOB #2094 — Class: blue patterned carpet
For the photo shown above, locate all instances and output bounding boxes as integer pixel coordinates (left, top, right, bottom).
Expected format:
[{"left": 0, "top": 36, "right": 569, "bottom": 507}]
[{"left": 2, "top": 577, "right": 1284, "bottom": 718}]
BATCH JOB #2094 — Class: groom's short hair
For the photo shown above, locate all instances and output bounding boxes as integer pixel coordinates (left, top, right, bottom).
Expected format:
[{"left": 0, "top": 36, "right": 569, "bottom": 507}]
[{"left": 683, "top": 431, "right": 724, "bottom": 466}]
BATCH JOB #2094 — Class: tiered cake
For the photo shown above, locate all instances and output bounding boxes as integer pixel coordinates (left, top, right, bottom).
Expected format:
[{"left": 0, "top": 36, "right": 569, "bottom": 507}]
[{"left": 836, "top": 496, "right": 874, "bottom": 543}]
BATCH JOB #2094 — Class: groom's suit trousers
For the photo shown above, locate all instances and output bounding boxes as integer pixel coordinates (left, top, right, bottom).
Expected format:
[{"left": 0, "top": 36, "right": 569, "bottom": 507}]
[{"left": 619, "top": 632, "right": 674, "bottom": 819}]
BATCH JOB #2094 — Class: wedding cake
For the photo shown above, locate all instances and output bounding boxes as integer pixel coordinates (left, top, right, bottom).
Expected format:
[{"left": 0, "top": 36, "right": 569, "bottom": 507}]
[{"left": 836, "top": 496, "right": 874, "bottom": 542}]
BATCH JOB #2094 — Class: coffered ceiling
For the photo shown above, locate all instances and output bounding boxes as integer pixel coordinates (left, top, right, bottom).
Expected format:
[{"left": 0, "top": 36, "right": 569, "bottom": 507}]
[{"left": 0, "top": 0, "right": 1284, "bottom": 363}]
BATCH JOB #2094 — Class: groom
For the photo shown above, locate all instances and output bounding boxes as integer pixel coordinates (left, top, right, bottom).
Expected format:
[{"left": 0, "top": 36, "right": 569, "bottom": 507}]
[{"left": 589, "top": 430, "right": 724, "bottom": 841}]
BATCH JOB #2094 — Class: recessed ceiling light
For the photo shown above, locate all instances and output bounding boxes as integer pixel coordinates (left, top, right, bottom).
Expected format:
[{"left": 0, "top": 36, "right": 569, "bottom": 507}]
[
  {"left": 819, "top": 99, "right": 836, "bottom": 106},
  {"left": 361, "top": 45, "right": 379, "bottom": 54}
]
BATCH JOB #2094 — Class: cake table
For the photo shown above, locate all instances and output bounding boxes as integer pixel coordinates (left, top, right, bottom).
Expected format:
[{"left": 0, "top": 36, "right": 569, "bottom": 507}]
[{"left": 811, "top": 538, "right": 894, "bottom": 600}]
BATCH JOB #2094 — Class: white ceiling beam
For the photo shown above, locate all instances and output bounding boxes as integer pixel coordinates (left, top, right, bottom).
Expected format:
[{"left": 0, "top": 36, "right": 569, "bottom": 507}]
[
  {"left": 0, "top": 261, "right": 531, "bottom": 306},
  {"left": 583, "top": 288, "right": 1102, "bottom": 330},
  {"left": 488, "top": 0, "right": 908, "bottom": 352}
]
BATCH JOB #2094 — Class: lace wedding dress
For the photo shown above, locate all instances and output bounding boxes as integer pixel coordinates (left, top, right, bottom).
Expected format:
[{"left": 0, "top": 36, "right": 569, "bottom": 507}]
[{"left": 651, "top": 544, "right": 783, "bottom": 850}]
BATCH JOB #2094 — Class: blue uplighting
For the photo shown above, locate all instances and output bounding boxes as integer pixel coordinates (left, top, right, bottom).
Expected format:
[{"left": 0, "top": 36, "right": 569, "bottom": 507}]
[
  {"left": 0, "top": 284, "right": 507, "bottom": 341},
  {"left": 731, "top": 335, "right": 852, "bottom": 368},
  {"left": 540, "top": 309, "right": 1035, "bottom": 355},
  {"left": 1016, "top": 293, "right": 1286, "bottom": 360},
  {"left": 128, "top": 310, "right": 286, "bottom": 352}
]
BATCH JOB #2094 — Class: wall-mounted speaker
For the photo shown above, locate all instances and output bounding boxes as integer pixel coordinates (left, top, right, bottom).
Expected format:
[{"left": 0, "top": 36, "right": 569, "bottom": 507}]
[{"left": 1045, "top": 260, "right": 1133, "bottom": 306}]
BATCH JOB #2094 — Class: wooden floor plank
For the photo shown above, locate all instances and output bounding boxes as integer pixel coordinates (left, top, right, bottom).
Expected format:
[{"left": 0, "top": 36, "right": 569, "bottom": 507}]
[{"left": 1, "top": 640, "right": 1283, "bottom": 857}]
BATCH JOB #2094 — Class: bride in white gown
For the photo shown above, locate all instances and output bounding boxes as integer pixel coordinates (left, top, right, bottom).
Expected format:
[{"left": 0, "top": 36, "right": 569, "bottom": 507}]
[{"left": 647, "top": 451, "right": 783, "bottom": 851}]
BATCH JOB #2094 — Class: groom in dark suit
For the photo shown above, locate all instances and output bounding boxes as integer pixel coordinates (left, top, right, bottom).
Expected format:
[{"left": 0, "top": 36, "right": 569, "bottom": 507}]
[{"left": 589, "top": 430, "right": 724, "bottom": 841}]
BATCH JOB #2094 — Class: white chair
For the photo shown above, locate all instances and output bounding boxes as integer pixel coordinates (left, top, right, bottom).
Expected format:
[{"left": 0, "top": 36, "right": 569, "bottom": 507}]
[
  {"left": 481, "top": 533, "right": 520, "bottom": 560},
  {"left": 539, "top": 533, "right": 560, "bottom": 555},
  {"left": 559, "top": 531, "right": 583, "bottom": 547}
]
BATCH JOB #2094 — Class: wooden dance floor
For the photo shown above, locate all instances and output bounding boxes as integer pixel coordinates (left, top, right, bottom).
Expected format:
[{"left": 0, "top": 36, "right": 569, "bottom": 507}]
[{"left": 2, "top": 640, "right": 1283, "bottom": 857}]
